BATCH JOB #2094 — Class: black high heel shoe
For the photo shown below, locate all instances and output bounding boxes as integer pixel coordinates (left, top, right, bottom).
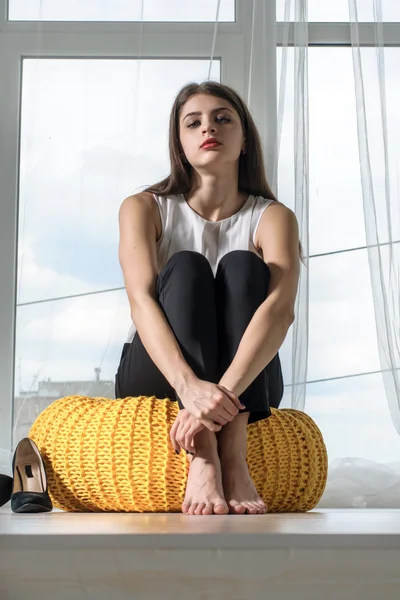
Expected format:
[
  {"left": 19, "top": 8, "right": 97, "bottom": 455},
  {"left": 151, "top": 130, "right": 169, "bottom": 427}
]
[
  {"left": 11, "top": 438, "right": 53, "bottom": 513},
  {"left": 0, "top": 474, "right": 13, "bottom": 507}
]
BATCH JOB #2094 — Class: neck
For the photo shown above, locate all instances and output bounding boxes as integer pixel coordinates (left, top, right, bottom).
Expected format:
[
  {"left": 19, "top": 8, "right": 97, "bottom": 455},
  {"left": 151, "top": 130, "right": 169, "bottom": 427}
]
[{"left": 186, "top": 174, "right": 247, "bottom": 222}]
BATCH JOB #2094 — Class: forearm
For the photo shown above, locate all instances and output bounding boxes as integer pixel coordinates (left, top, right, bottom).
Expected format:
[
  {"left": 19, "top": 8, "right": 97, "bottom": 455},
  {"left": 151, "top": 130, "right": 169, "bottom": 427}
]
[
  {"left": 219, "top": 302, "right": 293, "bottom": 397},
  {"left": 130, "top": 295, "right": 196, "bottom": 393}
]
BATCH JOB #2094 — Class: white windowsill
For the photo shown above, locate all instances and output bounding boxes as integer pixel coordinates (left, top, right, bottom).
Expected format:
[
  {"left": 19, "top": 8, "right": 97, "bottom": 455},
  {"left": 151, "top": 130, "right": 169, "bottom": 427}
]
[{"left": 2, "top": 507, "right": 400, "bottom": 550}]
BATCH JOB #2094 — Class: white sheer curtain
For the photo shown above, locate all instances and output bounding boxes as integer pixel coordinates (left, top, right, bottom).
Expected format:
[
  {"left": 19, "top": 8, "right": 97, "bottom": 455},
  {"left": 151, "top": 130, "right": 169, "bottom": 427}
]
[
  {"left": 277, "top": 0, "right": 309, "bottom": 412},
  {"left": 3, "top": 1, "right": 400, "bottom": 512},
  {"left": 348, "top": 0, "right": 400, "bottom": 431},
  {"left": 277, "top": 0, "right": 400, "bottom": 507},
  {"left": 0, "top": 1, "right": 228, "bottom": 472}
]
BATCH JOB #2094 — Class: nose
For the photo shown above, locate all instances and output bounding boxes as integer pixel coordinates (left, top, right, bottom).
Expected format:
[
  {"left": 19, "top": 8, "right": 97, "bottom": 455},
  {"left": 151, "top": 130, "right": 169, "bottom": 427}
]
[{"left": 202, "top": 121, "right": 216, "bottom": 135}]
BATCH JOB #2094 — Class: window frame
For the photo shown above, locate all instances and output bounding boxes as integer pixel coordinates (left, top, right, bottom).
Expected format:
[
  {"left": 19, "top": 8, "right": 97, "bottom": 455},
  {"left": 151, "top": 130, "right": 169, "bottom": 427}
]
[
  {"left": 1, "top": 0, "right": 399, "bottom": 448},
  {"left": 0, "top": 0, "right": 277, "bottom": 448}
]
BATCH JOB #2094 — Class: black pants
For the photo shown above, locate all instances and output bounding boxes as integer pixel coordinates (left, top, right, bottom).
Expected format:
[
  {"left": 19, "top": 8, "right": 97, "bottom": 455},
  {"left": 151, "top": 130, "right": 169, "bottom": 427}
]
[{"left": 115, "top": 250, "right": 284, "bottom": 424}]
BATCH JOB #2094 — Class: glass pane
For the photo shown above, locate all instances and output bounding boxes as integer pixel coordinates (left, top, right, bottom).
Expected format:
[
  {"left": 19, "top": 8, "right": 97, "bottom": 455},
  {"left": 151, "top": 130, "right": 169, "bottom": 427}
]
[
  {"left": 308, "top": 249, "right": 383, "bottom": 381},
  {"left": 18, "top": 58, "right": 220, "bottom": 304},
  {"left": 277, "top": 0, "right": 400, "bottom": 22},
  {"left": 277, "top": 47, "right": 400, "bottom": 256},
  {"left": 306, "top": 373, "right": 400, "bottom": 464},
  {"left": 15, "top": 58, "right": 221, "bottom": 438},
  {"left": 14, "top": 290, "right": 130, "bottom": 441},
  {"left": 9, "top": 0, "right": 235, "bottom": 22}
]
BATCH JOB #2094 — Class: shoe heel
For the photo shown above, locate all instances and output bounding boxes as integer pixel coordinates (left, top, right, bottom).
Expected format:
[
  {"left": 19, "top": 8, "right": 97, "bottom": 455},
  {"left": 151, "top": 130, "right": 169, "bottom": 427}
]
[{"left": 11, "top": 438, "right": 53, "bottom": 514}]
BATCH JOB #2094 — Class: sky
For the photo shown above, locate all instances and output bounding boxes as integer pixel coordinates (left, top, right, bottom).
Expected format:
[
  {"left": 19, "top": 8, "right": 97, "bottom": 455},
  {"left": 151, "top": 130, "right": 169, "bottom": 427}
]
[{"left": 8, "top": 1, "right": 400, "bottom": 464}]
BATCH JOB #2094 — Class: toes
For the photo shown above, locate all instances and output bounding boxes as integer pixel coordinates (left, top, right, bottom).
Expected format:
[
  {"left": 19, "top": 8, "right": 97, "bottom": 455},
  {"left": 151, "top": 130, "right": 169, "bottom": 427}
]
[
  {"left": 188, "top": 503, "right": 198, "bottom": 515},
  {"left": 229, "top": 501, "right": 246, "bottom": 515},
  {"left": 235, "top": 506, "right": 246, "bottom": 514},
  {"left": 227, "top": 499, "right": 267, "bottom": 515},
  {"left": 194, "top": 503, "right": 206, "bottom": 515},
  {"left": 242, "top": 502, "right": 257, "bottom": 514},
  {"left": 257, "top": 501, "right": 268, "bottom": 514},
  {"left": 202, "top": 503, "right": 213, "bottom": 515},
  {"left": 249, "top": 503, "right": 260, "bottom": 514},
  {"left": 241, "top": 502, "right": 251, "bottom": 514},
  {"left": 230, "top": 500, "right": 266, "bottom": 514},
  {"left": 214, "top": 503, "right": 229, "bottom": 515},
  {"left": 182, "top": 501, "right": 228, "bottom": 515}
]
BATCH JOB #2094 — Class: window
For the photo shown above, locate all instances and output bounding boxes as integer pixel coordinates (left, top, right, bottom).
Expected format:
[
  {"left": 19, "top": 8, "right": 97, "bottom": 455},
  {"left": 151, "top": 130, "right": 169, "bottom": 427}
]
[
  {"left": 306, "top": 373, "right": 400, "bottom": 463},
  {"left": 277, "top": 45, "right": 400, "bottom": 461},
  {"left": 14, "top": 58, "right": 220, "bottom": 442},
  {"left": 277, "top": 0, "right": 400, "bottom": 22},
  {"left": 9, "top": 0, "right": 235, "bottom": 22},
  {"left": 278, "top": 47, "right": 400, "bottom": 257}
]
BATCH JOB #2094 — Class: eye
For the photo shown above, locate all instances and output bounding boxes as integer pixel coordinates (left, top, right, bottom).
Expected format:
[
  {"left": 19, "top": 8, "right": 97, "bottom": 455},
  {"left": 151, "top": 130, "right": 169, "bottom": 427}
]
[{"left": 187, "top": 116, "right": 231, "bottom": 128}]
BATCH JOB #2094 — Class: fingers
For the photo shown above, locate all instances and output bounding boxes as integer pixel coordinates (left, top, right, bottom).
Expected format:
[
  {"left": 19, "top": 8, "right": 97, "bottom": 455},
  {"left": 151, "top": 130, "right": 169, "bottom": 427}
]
[
  {"left": 172, "top": 415, "right": 203, "bottom": 454},
  {"left": 181, "top": 421, "right": 202, "bottom": 454},
  {"left": 218, "top": 385, "right": 246, "bottom": 411},
  {"left": 204, "top": 387, "right": 245, "bottom": 424},
  {"left": 179, "top": 420, "right": 193, "bottom": 453},
  {"left": 169, "top": 418, "right": 181, "bottom": 453},
  {"left": 199, "top": 402, "right": 232, "bottom": 426},
  {"left": 184, "top": 425, "right": 198, "bottom": 454},
  {"left": 212, "top": 390, "right": 240, "bottom": 418},
  {"left": 216, "top": 392, "right": 240, "bottom": 420},
  {"left": 190, "top": 420, "right": 204, "bottom": 446},
  {"left": 201, "top": 418, "right": 222, "bottom": 433},
  {"left": 200, "top": 418, "right": 222, "bottom": 433},
  {"left": 209, "top": 413, "right": 229, "bottom": 425},
  {"left": 216, "top": 405, "right": 238, "bottom": 423}
]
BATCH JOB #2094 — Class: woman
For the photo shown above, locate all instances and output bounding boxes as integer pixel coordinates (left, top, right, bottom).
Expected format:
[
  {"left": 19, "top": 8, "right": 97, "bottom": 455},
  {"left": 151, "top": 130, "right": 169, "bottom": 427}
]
[{"left": 116, "top": 81, "right": 301, "bottom": 516}]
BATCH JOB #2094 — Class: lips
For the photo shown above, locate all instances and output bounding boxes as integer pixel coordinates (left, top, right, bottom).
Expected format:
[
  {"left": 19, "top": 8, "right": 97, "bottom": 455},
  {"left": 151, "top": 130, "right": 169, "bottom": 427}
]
[
  {"left": 201, "top": 141, "right": 221, "bottom": 149},
  {"left": 200, "top": 137, "right": 221, "bottom": 148}
]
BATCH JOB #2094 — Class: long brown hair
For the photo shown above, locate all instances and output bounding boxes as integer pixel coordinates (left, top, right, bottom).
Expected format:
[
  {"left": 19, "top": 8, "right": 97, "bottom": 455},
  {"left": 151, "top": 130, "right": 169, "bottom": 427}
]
[{"left": 143, "top": 80, "right": 304, "bottom": 263}]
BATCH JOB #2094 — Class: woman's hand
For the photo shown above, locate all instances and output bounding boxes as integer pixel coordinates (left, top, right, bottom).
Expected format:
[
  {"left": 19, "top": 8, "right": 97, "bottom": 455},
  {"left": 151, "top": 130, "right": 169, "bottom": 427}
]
[
  {"left": 176, "top": 377, "right": 245, "bottom": 431},
  {"left": 169, "top": 409, "right": 205, "bottom": 454}
]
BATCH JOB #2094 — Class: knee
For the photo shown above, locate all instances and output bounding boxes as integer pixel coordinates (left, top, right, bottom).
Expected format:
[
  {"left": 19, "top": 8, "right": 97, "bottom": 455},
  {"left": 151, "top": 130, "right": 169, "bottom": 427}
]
[
  {"left": 217, "top": 250, "right": 270, "bottom": 285},
  {"left": 163, "top": 251, "right": 213, "bottom": 281}
]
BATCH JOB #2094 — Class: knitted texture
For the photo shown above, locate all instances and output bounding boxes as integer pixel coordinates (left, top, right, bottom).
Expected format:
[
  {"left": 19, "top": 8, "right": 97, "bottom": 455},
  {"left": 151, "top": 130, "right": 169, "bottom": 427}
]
[{"left": 29, "top": 395, "right": 328, "bottom": 513}]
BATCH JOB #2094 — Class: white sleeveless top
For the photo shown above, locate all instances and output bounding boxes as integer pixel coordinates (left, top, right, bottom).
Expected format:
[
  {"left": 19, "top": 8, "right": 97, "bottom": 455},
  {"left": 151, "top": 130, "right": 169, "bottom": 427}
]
[{"left": 126, "top": 192, "right": 274, "bottom": 342}]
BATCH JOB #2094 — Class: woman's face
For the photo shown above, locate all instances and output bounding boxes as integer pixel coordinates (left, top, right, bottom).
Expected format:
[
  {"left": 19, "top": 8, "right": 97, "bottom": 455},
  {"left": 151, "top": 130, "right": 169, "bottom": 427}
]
[{"left": 178, "top": 93, "right": 246, "bottom": 170}]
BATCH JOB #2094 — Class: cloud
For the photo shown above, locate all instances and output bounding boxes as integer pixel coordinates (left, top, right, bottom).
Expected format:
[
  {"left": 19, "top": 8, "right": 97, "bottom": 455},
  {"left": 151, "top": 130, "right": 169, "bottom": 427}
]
[
  {"left": 15, "top": 242, "right": 131, "bottom": 391},
  {"left": 17, "top": 242, "right": 100, "bottom": 303}
]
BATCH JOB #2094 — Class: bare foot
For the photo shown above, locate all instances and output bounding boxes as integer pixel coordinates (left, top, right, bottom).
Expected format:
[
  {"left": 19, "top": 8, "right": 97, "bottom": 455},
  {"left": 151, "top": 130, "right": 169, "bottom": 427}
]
[
  {"left": 182, "top": 430, "right": 229, "bottom": 516},
  {"left": 221, "top": 454, "right": 267, "bottom": 515}
]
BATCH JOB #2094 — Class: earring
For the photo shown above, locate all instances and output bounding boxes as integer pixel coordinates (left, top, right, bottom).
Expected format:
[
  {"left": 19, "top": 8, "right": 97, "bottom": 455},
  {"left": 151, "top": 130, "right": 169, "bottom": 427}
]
[{"left": 242, "top": 148, "right": 247, "bottom": 155}]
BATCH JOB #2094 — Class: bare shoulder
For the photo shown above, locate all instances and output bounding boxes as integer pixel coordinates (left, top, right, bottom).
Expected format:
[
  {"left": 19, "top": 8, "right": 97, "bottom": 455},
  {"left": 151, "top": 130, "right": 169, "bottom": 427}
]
[
  {"left": 255, "top": 199, "right": 298, "bottom": 249},
  {"left": 120, "top": 191, "right": 155, "bottom": 213},
  {"left": 119, "top": 191, "right": 162, "bottom": 241},
  {"left": 264, "top": 199, "right": 295, "bottom": 218}
]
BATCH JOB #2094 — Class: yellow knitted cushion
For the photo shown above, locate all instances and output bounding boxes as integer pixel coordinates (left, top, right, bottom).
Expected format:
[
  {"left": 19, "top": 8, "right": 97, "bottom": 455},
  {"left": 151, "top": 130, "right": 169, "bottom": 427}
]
[{"left": 29, "top": 395, "right": 328, "bottom": 513}]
